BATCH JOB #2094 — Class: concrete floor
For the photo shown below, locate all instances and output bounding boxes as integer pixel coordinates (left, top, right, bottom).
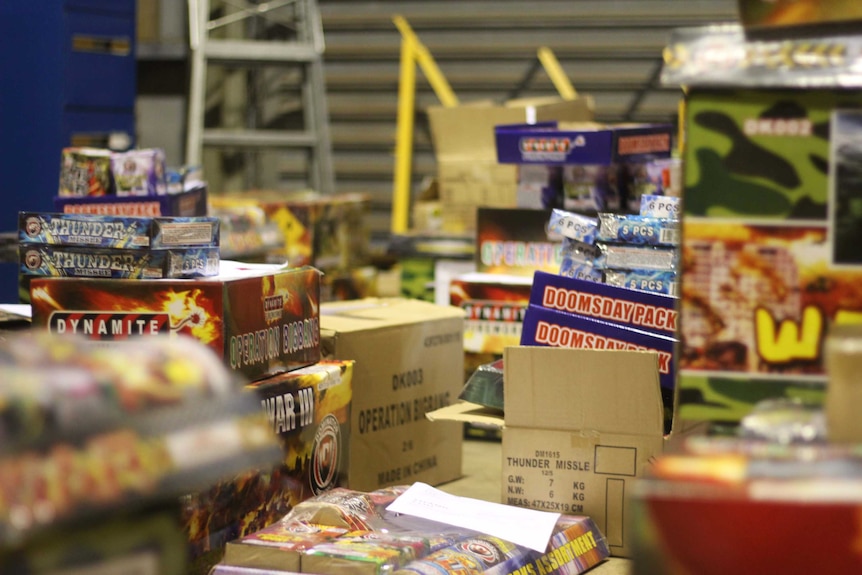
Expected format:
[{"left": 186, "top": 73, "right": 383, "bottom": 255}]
[{"left": 438, "top": 439, "right": 632, "bottom": 575}]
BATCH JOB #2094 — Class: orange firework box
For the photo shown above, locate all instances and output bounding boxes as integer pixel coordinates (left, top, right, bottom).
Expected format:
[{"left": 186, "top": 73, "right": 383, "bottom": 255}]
[{"left": 28, "top": 262, "right": 321, "bottom": 382}]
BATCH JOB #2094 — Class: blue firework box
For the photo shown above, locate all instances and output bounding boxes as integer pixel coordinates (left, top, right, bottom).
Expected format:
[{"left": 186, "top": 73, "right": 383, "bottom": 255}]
[
  {"left": 530, "top": 271, "right": 678, "bottom": 336},
  {"left": 520, "top": 304, "right": 677, "bottom": 390},
  {"left": 495, "top": 122, "right": 674, "bottom": 166},
  {"left": 597, "top": 213, "right": 680, "bottom": 247},
  {"left": 19, "top": 244, "right": 220, "bottom": 279},
  {"left": 19, "top": 212, "right": 219, "bottom": 249}
]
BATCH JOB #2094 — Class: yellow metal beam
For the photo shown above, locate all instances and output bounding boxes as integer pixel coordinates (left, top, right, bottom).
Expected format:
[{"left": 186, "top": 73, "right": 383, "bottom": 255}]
[
  {"left": 391, "top": 15, "right": 459, "bottom": 234},
  {"left": 537, "top": 46, "right": 578, "bottom": 101}
]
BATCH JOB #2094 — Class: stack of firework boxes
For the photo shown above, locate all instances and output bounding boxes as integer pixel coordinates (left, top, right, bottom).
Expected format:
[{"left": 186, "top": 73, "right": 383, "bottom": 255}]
[{"left": 22, "top": 148, "right": 347, "bottom": 573}]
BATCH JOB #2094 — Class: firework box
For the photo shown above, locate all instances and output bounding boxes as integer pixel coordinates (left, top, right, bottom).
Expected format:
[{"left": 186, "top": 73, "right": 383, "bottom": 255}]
[
  {"left": 209, "top": 191, "right": 370, "bottom": 271},
  {"left": 529, "top": 271, "right": 678, "bottom": 337},
  {"left": 28, "top": 262, "right": 321, "bottom": 382},
  {"left": 19, "top": 212, "right": 219, "bottom": 249},
  {"left": 494, "top": 122, "right": 673, "bottom": 166},
  {"left": 449, "top": 272, "right": 532, "bottom": 354},
  {"left": 183, "top": 361, "right": 353, "bottom": 573},
  {"left": 661, "top": 26, "right": 862, "bottom": 426},
  {"left": 428, "top": 97, "right": 594, "bottom": 231},
  {"left": 54, "top": 183, "right": 209, "bottom": 217},
  {"left": 222, "top": 522, "right": 349, "bottom": 572},
  {"left": 319, "top": 298, "right": 464, "bottom": 491},
  {"left": 476, "top": 207, "right": 562, "bottom": 277}
]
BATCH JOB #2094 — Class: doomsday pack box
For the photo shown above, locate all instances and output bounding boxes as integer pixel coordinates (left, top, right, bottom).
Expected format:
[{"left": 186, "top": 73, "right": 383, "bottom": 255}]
[
  {"left": 661, "top": 25, "right": 862, "bottom": 424},
  {"left": 320, "top": 298, "right": 464, "bottom": 491},
  {"left": 29, "top": 264, "right": 321, "bottom": 382}
]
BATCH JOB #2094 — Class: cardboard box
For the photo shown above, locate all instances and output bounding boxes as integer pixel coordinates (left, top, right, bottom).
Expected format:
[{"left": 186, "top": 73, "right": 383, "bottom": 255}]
[
  {"left": 428, "top": 97, "right": 594, "bottom": 228},
  {"left": 319, "top": 298, "right": 465, "bottom": 491},
  {"left": 29, "top": 264, "right": 321, "bottom": 382},
  {"left": 426, "top": 346, "right": 665, "bottom": 558}
]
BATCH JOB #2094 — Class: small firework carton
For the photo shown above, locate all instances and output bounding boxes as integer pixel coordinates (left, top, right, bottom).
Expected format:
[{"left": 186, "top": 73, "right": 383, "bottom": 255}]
[
  {"left": 55, "top": 184, "right": 209, "bottom": 218},
  {"left": 111, "top": 148, "right": 167, "bottom": 196},
  {"left": 530, "top": 271, "right": 678, "bottom": 336},
  {"left": 222, "top": 522, "right": 350, "bottom": 572},
  {"left": 19, "top": 212, "right": 219, "bottom": 249},
  {"left": 29, "top": 263, "right": 322, "bottom": 381},
  {"left": 19, "top": 244, "right": 220, "bottom": 279},
  {"left": 58, "top": 147, "right": 113, "bottom": 197}
]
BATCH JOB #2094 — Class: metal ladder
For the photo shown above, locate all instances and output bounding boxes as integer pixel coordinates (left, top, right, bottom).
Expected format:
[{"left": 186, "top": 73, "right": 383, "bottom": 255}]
[{"left": 186, "top": 0, "right": 335, "bottom": 194}]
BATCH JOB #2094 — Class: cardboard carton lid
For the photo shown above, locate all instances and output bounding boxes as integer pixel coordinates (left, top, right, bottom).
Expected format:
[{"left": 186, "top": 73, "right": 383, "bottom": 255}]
[
  {"left": 504, "top": 346, "right": 664, "bottom": 436},
  {"left": 428, "top": 97, "right": 594, "bottom": 161},
  {"left": 319, "top": 297, "right": 464, "bottom": 333}
]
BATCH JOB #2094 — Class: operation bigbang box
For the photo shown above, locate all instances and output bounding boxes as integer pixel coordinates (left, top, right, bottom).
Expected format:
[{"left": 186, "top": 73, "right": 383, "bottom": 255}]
[
  {"left": 19, "top": 245, "right": 220, "bottom": 279},
  {"left": 19, "top": 212, "right": 219, "bottom": 249},
  {"left": 29, "top": 264, "right": 322, "bottom": 382},
  {"left": 520, "top": 304, "right": 677, "bottom": 392},
  {"left": 530, "top": 271, "right": 678, "bottom": 336}
]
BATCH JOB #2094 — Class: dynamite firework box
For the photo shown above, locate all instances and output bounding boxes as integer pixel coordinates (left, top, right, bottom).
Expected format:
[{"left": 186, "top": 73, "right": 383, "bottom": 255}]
[
  {"left": 320, "top": 298, "right": 464, "bottom": 491},
  {"left": 503, "top": 346, "right": 665, "bottom": 558},
  {"left": 449, "top": 272, "right": 533, "bottom": 354},
  {"left": 661, "top": 25, "right": 862, "bottom": 424},
  {"left": 529, "top": 271, "right": 678, "bottom": 337},
  {"left": 477, "top": 208, "right": 562, "bottom": 277},
  {"left": 29, "top": 263, "right": 321, "bottom": 382},
  {"left": 54, "top": 184, "right": 209, "bottom": 217},
  {"left": 19, "top": 212, "right": 219, "bottom": 249}
]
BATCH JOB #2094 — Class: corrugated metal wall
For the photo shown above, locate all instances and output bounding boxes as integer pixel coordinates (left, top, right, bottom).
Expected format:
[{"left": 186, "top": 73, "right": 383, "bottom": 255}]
[{"left": 313, "top": 0, "right": 739, "bottom": 240}]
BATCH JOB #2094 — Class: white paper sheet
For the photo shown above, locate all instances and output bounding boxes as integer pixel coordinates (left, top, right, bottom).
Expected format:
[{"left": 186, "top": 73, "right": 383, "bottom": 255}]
[{"left": 386, "top": 482, "right": 560, "bottom": 552}]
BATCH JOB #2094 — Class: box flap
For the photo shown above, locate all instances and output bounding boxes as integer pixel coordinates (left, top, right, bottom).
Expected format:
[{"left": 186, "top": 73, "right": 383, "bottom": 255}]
[
  {"left": 425, "top": 401, "right": 504, "bottom": 428},
  {"left": 504, "top": 346, "right": 663, "bottom": 436},
  {"left": 428, "top": 98, "right": 594, "bottom": 162},
  {"left": 320, "top": 297, "right": 464, "bottom": 333}
]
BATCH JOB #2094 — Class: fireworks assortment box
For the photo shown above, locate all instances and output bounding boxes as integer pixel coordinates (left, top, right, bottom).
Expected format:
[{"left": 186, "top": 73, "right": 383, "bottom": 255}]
[
  {"left": 632, "top": 437, "right": 862, "bottom": 575},
  {"left": 216, "top": 485, "right": 609, "bottom": 575},
  {"left": 476, "top": 207, "right": 562, "bottom": 277},
  {"left": 319, "top": 298, "right": 464, "bottom": 491},
  {"left": 0, "top": 333, "right": 284, "bottom": 574},
  {"left": 28, "top": 263, "right": 322, "bottom": 382},
  {"left": 18, "top": 212, "right": 220, "bottom": 249},
  {"left": 183, "top": 360, "right": 354, "bottom": 574},
  {"left": 210, "top": 191, "right": 370, "bottom": 271},
  {"left": 661, "top": 25, "right": 862, "bottom": 424},
  {"left": 449, "top": 272, "right": 533, "bottom": 354},
  {"left": 59, "top": 146, "right": 168, "bottom": 197}
]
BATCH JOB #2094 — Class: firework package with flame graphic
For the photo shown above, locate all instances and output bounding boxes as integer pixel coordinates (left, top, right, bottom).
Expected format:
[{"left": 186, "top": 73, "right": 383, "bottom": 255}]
[
  {"left": 659, "top": 26, "right": 862, "bottom": 424},
  {"left": 319, "top": 298, "right": 465, "bottom": 491},
  {"left": 216, "top": 485, "right": 609, "bottom": 575},
  {"left": 0, "top": 333, "right": 284, "bottom": 574},
  {"left": 29, "top": 263, "right": 322, "bottom": 382},
  {"left": 182, "top": 360, "right": 353, "bottom": 574}
]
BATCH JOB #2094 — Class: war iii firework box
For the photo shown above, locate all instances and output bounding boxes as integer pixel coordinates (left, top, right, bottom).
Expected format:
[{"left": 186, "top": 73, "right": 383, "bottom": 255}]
[
  {"left": 183, "top": 361, "right": 353, "bottom": 574},
  {"left": 661, "top": 25, "right": 862, "bottom": 424},
  {"left": 320, "top": 298, "right": 464, "bottom": 491},
  {"left": 29, "top": 263, "right": 321, "bottom": 382},
  {"left": 502, "top": 346, "right": 665, "bottom": 558}
]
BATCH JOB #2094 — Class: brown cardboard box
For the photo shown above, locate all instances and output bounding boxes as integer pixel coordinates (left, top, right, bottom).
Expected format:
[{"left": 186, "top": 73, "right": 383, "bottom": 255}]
[
  {"left": 428, "top": 97, "right": 594, "bottom": 229},
  {"left": 319, "top": 298, "right": 465, "bottom": 491},
  {"left": 427, "top": 346, "right": 664, "bottom": 558}
]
